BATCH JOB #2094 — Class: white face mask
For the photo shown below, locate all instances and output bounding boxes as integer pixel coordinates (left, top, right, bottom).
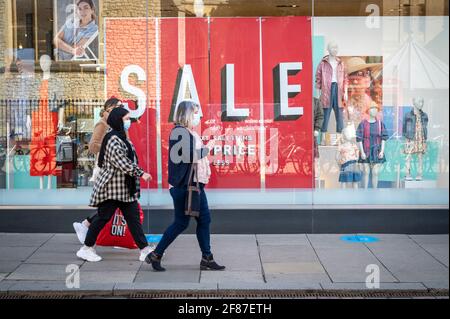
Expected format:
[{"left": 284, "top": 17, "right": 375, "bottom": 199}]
[
  {"left": 192, "top": 113, "right": 201, "bottom": 127},
  {"left": 369, "top": 108, "right": 378, "bottom": 118},
  {"left": 123, "top": 119, "right": 131, "bottom": 131}
]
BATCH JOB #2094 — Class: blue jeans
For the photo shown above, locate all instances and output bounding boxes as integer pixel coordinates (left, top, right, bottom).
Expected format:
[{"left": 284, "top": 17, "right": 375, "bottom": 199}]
[
  {"left": 155, "top": 185, "right": 212, "bottom": 257},
  {"left": 321, "top": 82, "right": 344, "bottom": 133}
]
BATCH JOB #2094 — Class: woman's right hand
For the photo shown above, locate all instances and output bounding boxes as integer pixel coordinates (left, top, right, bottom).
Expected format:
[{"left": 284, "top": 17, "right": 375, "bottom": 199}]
[{"left": 142, "top": 173, "right": 152, "bottom": 182}]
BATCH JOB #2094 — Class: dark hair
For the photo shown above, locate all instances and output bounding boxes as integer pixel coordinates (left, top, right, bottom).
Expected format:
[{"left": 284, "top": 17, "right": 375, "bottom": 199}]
[
  {"left": 77, "top": 0, "right": 97, "bottom": 21},
  {"left": 104, "top": 97, "right": 121, "bottom": 110},
  {"left": 100, "top": 97, "right": 121, "bottom": 118}
]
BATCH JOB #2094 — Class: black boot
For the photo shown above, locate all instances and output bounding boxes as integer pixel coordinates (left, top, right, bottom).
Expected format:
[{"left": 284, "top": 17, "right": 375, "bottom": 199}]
[
  {"left": 145, "top": 252, "right": 166, "bottom": 272},
  {"left": 200, "top": 254, "right": 226, "bottom": 271}
]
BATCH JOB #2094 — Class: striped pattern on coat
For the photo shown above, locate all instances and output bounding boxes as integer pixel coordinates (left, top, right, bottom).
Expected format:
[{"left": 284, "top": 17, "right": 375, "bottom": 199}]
[{"left": 89, "top": 135, "right": 144, "bottom": 207}]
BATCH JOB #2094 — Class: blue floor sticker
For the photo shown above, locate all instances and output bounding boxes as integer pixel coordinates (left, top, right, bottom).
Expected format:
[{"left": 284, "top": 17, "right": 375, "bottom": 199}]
[
  {"left": 341, "top": 235, "right": 380, "bottom": 243},
  {"left": 146, "top": 234, "right": 162, "bottom": 243}
]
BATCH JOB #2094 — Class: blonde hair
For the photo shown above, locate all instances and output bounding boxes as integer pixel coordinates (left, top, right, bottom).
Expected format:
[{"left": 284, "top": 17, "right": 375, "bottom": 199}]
[{"left": 174, "top": 100, "right": 198, "bottom": 128}]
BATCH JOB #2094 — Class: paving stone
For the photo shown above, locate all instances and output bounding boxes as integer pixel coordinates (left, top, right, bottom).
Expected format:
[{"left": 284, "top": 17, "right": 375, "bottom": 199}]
[
  {"left": 320, "top": 282, "right": 428, "bottom": 290},
  {"left": 7, "top": 281, "right": 114, "bottom": 294},
  {"left": 0, "top": 261, "right": 22, "bottom": 273},
  {"left": 414, "top": 244, "right": 449, "bottom": 267},
  {"left": 0, "top": 273, "right": 7, "bottom": 282},
  {"left": 358, "top": 234, "right": 412, "bottom": 242},
  {"left": 80, "top": 260, "right": 142, "bottom": 272},
  {"left": 218, "top": 281, "right": 322, "bottom": 290},
  {"left": 265, "top": 274, "right": 331, "bottom": 284},
  {"left": 114, "top": 282, "right": 217, "bottom": 293},
  {"left": 45, "top": 234, "right": 82, "bottom": 245},
  {"left": 93, "top": 247, "right": 141, "bottom": 261},
  {"left": 307, "top": 234, "right": 361, "bottom": 248},
  {"left": 422, "top": 281, "right": 449, "bottom": 289},
  {"left": 0, "top": 234, "right": 54, "bottom": 247},
  {"left": 256, "top": 235, "right": 310, "bottom": 246},
  {"left": 135, "top": 264, "right": 200, "bottom": 283},
  {"left": 200, "top": 271, "right": 264, "bottom": 284},
  {"left": 366, "top": 241, "right": 449, "bottom": 282},
  {"left": 25, "top": 252, "right": 84, "bottom": 265},
  {"left": 0, "top": 280, "right": 19, "bottom": 292},
  {"left": 35, "top": 243, "right": 82, "bottom": 253},
  {"left": 0, "top": 247, "right": 38, "bottom": 261},
  {"left": 263, "top": 262, "right": 326, "bottom": 275},
  {"left": 314, "top": 247, "right": 398, "bottom": 283},
  {"left": 158, "top": 247, "right": 204, "bottom": 265},
  {"left": 259, "top": 245, "right": 319, "bottom": 263},
  {"left": 8, "top": 264, "right": 77, "bottom": 281},
  {"left": 409, "top": 235, "right": 449, "bottom": 245},
  {"left": 80, "top": 271, "right": 137, "bottom": 284}
]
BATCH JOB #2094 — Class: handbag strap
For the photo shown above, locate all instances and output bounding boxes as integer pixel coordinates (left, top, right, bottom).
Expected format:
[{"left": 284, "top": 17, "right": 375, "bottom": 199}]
[{"left": 187, "top": 162, "right": 200, "bottom": 189}]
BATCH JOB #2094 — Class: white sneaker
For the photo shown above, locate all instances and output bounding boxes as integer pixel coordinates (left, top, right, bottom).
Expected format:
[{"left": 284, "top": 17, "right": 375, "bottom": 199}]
[
  {"left": 139, "top": 244, "right": 156, "bottom": 262},
  {"left": 76, "top": 246, "right": 102, "bottom": 262},
  {"left": 73, "top": 222, "right": 88, "bottom": 245}
]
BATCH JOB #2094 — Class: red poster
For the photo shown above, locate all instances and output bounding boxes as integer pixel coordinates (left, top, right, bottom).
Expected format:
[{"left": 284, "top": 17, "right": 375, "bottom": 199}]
[
  {"left": 208, "top": 18, "right": 262, "bottom": 188},
  {"left": 159, "top": 18, "right": 209, "bottom": 189},
  {"left": 262, "top": 17, "right": 313, "bottom": 188},
  {"left": 105, "top": 18, "right": 158, "bottom": 188}
]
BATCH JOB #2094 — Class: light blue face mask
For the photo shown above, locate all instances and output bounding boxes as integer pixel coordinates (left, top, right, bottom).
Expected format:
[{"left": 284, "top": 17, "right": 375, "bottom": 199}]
[
  {"left": 123, "top": 119, "right": 131, "bottom": 131},
  {"left": 192, "top": 113, "right": 201, "bottom": 127}
]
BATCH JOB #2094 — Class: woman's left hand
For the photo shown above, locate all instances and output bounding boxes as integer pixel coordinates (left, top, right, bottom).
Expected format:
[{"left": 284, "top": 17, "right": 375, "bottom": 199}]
[{"left": 378, "top": 151, "right": 384, "bottom": 159}]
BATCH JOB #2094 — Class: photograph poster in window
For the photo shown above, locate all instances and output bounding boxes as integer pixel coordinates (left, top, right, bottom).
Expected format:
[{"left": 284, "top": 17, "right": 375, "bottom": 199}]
[{"left": 54, "top": 0, "right": 99, "bottom": 62}]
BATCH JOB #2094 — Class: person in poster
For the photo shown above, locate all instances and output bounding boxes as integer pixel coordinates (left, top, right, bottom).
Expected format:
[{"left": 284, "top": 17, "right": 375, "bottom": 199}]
[{"left": 54, "top": 0, "right": 99, "bottom": 61}]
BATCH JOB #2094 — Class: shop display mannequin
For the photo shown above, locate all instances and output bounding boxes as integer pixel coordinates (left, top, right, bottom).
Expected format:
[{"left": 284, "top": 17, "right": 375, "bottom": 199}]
[
  {"left": 315, "top": 41, "right": 348, "bottom": 145},
  {"left": 314, "top": 98, "right": 324, "bottom": 179},
  {"left": 337, "top": 126, "right": 361, "bottom": 189},
  {"left": 403, "top": 97, "right": 429, "bottom": 181},
  {"left": 356, "top": 103, "right": 388, "bottom": 189},
  {"left": 30, "top": 55, "right": 58, "bottom": 189}
]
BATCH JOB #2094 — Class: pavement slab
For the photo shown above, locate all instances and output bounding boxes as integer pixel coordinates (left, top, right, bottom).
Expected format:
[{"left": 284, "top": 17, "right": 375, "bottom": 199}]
[
  {"left": 8, "top": 264, "right": 75, "bottom": 281},
  {"left": 0, "top": 261, "right": 22, "bottom": 273},
  {"left": 0, "top": 233, "right": 447, "bottom": 295},
  {"left": 365, "top": 237, "right": 449, "bottom": 283},
  {"left": 200, "top": 270, "right": 264, "bottom": 284},
  {"left": 320, "top": 282, "right": 428, "bottom": 290},
  {"left": 0, "top": 247, "right": 39, "bottom": 262},
  {"left": 0, "top": 234, "right": 54, "bottom": 247}
]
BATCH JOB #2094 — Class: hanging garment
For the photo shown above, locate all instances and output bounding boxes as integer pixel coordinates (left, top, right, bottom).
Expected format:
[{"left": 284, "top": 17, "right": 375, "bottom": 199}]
[{"left": 30, "top": 80, "right": 59, "bottom": 177}]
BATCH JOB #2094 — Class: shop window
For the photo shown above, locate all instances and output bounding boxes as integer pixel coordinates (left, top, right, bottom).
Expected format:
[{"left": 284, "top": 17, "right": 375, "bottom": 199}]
[
  {"left": 13, "top": 0, "right": 53, "bottom": 60},
  {"left": 12, "top": 0, "right": 101, "bottom": 66}
]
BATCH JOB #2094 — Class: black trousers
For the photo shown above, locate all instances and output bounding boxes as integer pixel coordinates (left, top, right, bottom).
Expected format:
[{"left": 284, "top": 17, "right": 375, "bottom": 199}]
[
  {"left": 84, "top": 200, "right": 148, "bottom": 249},
  {"left": 86, "top": 212, "right": 97, "bottom": 224}
]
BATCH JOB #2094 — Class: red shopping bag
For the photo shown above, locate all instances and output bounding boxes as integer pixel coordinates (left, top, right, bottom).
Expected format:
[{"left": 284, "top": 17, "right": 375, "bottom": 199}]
[{"left": 96, "top": 203, "right": 144, "bottom": 249}]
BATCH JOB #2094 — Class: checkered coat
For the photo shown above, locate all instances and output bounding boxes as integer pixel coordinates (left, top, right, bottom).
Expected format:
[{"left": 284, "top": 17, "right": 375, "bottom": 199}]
[{"left": 89, "top": 135, "right": 144, "bottom": 207}]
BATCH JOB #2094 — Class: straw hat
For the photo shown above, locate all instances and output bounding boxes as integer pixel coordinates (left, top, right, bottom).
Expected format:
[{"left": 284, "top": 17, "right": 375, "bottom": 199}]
[{"left": 346, "top": 57, "right": 382, "bottom": 79}]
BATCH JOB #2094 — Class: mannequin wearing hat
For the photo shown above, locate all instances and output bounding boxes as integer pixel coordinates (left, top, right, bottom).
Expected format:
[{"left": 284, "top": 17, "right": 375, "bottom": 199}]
[
  {"left": 356, "top": 103, "right": 388, "bottom": 189},
  {"left": 315, "top": 42, "right": 348, "bottom": 145},
  {"left": 403, "top": 97, "right": 429, "bottom": 181}
]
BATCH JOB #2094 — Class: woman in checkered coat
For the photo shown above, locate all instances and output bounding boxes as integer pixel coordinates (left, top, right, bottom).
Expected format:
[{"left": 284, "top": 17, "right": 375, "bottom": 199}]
[{"left": 76, "top": 107, "right": 153, "bottom": 262}]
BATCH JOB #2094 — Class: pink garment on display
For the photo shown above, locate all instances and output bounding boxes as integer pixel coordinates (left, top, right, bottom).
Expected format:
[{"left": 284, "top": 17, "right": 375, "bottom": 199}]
[{"left": 315, "top": 55, "right": 348, "bottom": 109}]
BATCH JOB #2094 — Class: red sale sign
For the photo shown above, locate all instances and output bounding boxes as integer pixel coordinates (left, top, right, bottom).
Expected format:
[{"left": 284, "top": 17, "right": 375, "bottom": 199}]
[{"left": 105, "top": 17, "right": 313, "bottom": 189}]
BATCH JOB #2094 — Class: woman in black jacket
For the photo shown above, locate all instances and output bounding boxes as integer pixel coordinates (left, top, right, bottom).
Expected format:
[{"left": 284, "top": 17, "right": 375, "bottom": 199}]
[{"left": 145, "top": 100, "right": 225, "bottom": 272}]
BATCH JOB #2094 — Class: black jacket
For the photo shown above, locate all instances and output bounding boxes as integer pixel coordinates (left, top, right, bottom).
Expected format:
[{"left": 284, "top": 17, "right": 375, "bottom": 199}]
[{"left": 168, "top": 125, "right": 209, "bottom": 188}]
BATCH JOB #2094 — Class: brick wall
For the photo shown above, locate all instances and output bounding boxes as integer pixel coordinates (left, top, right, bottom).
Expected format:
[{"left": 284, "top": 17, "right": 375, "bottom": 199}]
[{"left": 0, "top": 0, "right": 164, "bottom": 101}]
